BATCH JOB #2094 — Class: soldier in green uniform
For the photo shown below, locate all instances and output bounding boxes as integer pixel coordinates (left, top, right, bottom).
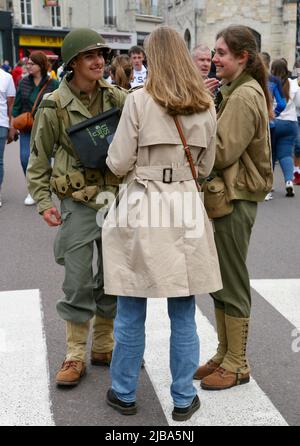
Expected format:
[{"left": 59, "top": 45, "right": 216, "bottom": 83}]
[{"left": 27, "top": 28, "right": 127, "bottom": 387}]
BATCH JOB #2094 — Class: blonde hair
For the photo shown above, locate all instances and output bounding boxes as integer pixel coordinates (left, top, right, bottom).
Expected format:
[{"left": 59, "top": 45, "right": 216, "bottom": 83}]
[
  {"left": 110, "top": 55, "right": 133, "bottom": 90},
  {"left": 145, "top": 26, "right": 212, "bottom": 115}
]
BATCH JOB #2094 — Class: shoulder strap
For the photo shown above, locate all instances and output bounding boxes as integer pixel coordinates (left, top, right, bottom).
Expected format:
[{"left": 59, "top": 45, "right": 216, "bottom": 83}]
[
  {"left": 49, "top": 89, "right": 79, "bottom": 160},
  {"left": 173, "top": 116, "right": 200, "bottom": 192},
  {"left": 31, "top": 77, "right": 52, "bottom": 114}
]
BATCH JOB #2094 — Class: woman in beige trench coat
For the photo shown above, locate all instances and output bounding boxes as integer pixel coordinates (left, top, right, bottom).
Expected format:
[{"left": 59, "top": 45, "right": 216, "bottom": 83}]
[{"left": 103, "top": 26, "right": 222, "bottom": 421}]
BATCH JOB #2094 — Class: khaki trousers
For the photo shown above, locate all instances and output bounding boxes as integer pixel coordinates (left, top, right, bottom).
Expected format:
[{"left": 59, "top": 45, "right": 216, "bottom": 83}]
[
  {"left": 54, "top": 198, "right": 116, "bottom": 323},
  {"left": 211, "top": 200, "right": 257, "bottom": 318}
]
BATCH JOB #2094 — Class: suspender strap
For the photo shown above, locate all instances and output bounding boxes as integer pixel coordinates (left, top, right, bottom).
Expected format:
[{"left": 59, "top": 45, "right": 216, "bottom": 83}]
[{"left": 173, "top": 116, "right": 201, "bottom": 192}]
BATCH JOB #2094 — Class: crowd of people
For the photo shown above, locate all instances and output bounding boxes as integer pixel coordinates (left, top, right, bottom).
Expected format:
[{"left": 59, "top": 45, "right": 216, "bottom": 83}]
[{"left": 0, "top": 24, "right": 298, "bottom": 422}]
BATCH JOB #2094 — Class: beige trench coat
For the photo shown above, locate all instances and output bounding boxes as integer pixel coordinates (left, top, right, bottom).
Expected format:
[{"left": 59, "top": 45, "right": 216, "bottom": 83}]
[{"left": 102, "top": 88, "right": 222, "bottom": 298}]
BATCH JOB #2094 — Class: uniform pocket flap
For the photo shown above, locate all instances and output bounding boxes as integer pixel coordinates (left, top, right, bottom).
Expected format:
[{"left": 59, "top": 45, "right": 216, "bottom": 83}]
[{"left": 206, "top": 177, "right": 226, "bottom": 194}]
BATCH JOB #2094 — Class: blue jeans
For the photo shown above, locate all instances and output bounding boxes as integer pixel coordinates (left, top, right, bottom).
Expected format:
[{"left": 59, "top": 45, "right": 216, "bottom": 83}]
[
  {"left": 295, "top": 117, "right": 300, "bottom": 158},
  {"left": 110, "top": 296, "right": 199, "bottom": 408},
  {"left": 273, "top": 119, "right": 298, "bottom": 182},
  {"left": 20, "top": 132, "right": 31, "bottom": 176},
  {"left": 0, "top": 127, "right": 8, "bottom": 187}
]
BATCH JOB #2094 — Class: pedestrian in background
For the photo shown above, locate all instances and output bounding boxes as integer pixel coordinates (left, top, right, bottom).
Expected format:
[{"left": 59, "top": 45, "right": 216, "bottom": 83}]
[
  {"left": 194, "top": 25, "right": 273, "bottom": 390},
  {"left": 192, "top": 44, "right": 219, "bottom": 97},
  {"left": 0, "top": 68, "right": 17, "bottom": 207},
  {"left": 27, "top": 29, "right": 127, "bottom": 387},
  {"left": 110, "top": 55, "right": 133, "bottom": 90},
  {"left": 12, "top": 51, "right": 59, "bottom": 205},
  {"left": 260, "top": 51, "right": 286, "bottom": 201},
  {"left": 11, "top": 60, "right": 24, "bottom": 89},
  {"left": 103, "top": 26, "right": 222, "bottom": 421},
  {"left": 128, "top": 45, "right": 147, "bottom": 88},
  {"left": 271, "top": 58, "right": 300, "bottom": 197}
]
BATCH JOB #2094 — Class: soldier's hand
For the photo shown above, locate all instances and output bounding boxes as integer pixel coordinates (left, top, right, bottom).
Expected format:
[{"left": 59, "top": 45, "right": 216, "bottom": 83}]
[{"left": 43, "top": 207, "right": 62, "bottom": 227}]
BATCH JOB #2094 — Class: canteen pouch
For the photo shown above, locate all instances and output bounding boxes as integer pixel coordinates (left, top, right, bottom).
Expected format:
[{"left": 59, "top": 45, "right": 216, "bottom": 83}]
[{"left": 203, "top": 176, "right": 233, "bottom": 219}]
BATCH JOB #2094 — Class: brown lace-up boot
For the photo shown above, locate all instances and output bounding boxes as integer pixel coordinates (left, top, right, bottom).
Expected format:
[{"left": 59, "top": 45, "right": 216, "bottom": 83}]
[
  {"left": 194, "top": 308, "right": 227, "bottom": 380},
  {"left": 56, "top": 360, "right": 86, "bottom": 386},
  {"left": 201, "top": 315, "right": 250, "bottom": 390},
  {"left": 56, "top": 320, "right": 89, "bottom": 386}
]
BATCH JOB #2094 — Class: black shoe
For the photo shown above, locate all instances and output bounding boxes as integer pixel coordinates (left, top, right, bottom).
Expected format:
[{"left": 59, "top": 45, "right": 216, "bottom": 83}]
[
  {"left": 106, "top": 388, "right": 137, "bottom": 416},
  {"left": 172, "top": 395, "right": 200, "bottom": 422}
]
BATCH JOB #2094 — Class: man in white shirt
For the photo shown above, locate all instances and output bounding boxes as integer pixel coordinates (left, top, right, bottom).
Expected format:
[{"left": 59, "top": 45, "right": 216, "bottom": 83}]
[
  {"left": 0, "top": 68, "right": 17, "bottom": 207},
  {"left": 129, "top": 46, "right": 147, "bottom": 88}
]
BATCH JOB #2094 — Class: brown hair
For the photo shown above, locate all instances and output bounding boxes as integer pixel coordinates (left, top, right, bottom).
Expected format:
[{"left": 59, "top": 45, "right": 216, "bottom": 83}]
[
  {"left": 271, "top": 59, "right": 290, "bottom": 101},
  {"left": 30, "top": 51, "right": 49, "bottom": 77},
  {"left": 128, "top": 45, "right": 146, "bottom": 58},
  {"left": 110, "top": 55, "right": 133, "bottom": 90},
  {"left": 216, "top": 26, "right": 273, "bottom": 119},
  {"left": 145, "top": 26, "right": 212, "bottom": 115}
]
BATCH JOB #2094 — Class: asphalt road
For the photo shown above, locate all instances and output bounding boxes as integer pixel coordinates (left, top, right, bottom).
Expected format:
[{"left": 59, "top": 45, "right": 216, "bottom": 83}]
[{"left": 0, "top": 141, "right": 299, "bottom": 426}]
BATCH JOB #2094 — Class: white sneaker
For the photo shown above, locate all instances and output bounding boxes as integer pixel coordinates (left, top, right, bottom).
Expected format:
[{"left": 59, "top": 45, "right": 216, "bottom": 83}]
[
  {"left": 265, "top": 192, "right": 273, "bottom": 201},
  {"left": 285, "top": 181, "right": 295, "bottom": 197},
  {"left": 0, "top": 191, "right": 2, "bottom": 207},
  {"left": 24, "top": 193, "right": 36, "bottom": 206}
]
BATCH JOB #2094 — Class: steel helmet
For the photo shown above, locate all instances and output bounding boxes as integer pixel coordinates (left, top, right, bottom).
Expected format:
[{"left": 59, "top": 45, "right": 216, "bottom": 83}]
[{"left": 61, "top": 28, "right": 111, "bottom": 66}]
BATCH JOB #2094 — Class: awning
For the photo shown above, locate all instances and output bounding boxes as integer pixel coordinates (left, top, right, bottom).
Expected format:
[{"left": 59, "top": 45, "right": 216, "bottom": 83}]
[{"left": 29, "top": 48, "right": 59, "bottom": 59}]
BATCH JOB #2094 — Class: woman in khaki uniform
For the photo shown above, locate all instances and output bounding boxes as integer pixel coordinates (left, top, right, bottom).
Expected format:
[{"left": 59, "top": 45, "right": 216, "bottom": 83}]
[
  {"left": 194, "top": 25, "right": 273, "bottom": 390},
  {"left": 102, "top": 27, "right": 222, "bottom": 421}
]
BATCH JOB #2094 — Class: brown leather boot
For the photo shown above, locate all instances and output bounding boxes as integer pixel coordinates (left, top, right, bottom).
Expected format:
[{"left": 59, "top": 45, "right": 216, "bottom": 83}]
[
  {"left": 193, "top": 360, "right": 219, "bottom": 380},
  {"left": 201, "top": 366, "right": 250, "bottom": 390},
  {"left": 91, "top": 351, "right": 112, "bottom": 366},
  {"left": 56, "top": 360, "right": 86, "bottom": 386}
]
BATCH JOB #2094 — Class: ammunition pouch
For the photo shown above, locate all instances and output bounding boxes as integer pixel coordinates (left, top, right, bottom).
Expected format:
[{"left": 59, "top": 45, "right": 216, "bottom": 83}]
[
  {"left": 67, "top": 171, "right": 85, "bottom": 190},
  {"left": 72, "top": 186, "right": 99, "bottom": 203},
  {"left": 85, "top": 168, "right": 104, "bottom": 186}
]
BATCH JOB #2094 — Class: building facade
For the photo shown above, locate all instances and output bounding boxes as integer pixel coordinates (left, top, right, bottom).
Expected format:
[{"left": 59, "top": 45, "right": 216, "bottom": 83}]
[
  {"left": 0, "top": 1, "right": 164, "bottom": 65},
  {"left": 165, "top": 0, "right": 299, "bottom": 69}
]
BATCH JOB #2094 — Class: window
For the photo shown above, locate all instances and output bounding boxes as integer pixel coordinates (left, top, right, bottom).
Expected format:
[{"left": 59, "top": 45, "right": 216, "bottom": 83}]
[
  {"left": 20, "top": 0, "right": 32, "bottom": 25},
  {"left": 137, "top": 0, "right": 160, "bottom": 16},
  {"left": 104, "top": 0, "right": 116, "bottom": 26},
  {"left": 51, "top": 5, "right": 61, "bottom": 27}
]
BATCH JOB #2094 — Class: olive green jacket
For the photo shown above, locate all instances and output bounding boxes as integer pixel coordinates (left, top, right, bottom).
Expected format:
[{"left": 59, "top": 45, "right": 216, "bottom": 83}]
[
  {"left": 216, "top": 73, "right": 273, "bottom": 202},
  {"left": 27, "top": 77, "right": 127, "bottom": 214}
]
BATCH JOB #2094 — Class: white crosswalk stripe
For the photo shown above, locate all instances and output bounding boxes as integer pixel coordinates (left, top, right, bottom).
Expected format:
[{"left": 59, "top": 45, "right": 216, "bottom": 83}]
[
  {"left": 144, "top": 298, "right": 288, "bottom": 426},
  {"left": 1, "top": 281, "right": 298, "bottom": 425},
  {"left": 0, "top": 290, "right": 54, "bottom": 426},
  {"left": 251, "top": 279, "right": 300, "bottom": 329}
]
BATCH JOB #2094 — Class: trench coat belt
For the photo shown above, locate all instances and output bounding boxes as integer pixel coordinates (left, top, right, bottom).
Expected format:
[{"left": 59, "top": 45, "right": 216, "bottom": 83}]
[{"left": 135, "top": 166, "right": 197, "bottom": 183}]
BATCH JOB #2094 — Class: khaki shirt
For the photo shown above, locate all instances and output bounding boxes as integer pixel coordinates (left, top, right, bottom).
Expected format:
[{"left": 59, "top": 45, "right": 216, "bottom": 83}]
[
  {"left": 215, "top": 73, "right": 273, "bottom": 202},
  {"left": 27, "top": 76, "right": 127, "bottom": 214}
]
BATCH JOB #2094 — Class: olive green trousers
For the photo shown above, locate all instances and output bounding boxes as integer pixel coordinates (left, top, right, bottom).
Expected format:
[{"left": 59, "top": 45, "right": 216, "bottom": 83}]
[
  {"left": 211, "top": 200, "right": 257, "bottom": 318},
  {"left": 54, "top": 198, "right": 116, "bottom": 323}
]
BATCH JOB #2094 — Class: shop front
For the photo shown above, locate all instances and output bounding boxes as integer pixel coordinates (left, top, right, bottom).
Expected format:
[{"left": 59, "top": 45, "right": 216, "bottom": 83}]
[{"left": 13, "top": 27, "right": 69, "bottom": 63}]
